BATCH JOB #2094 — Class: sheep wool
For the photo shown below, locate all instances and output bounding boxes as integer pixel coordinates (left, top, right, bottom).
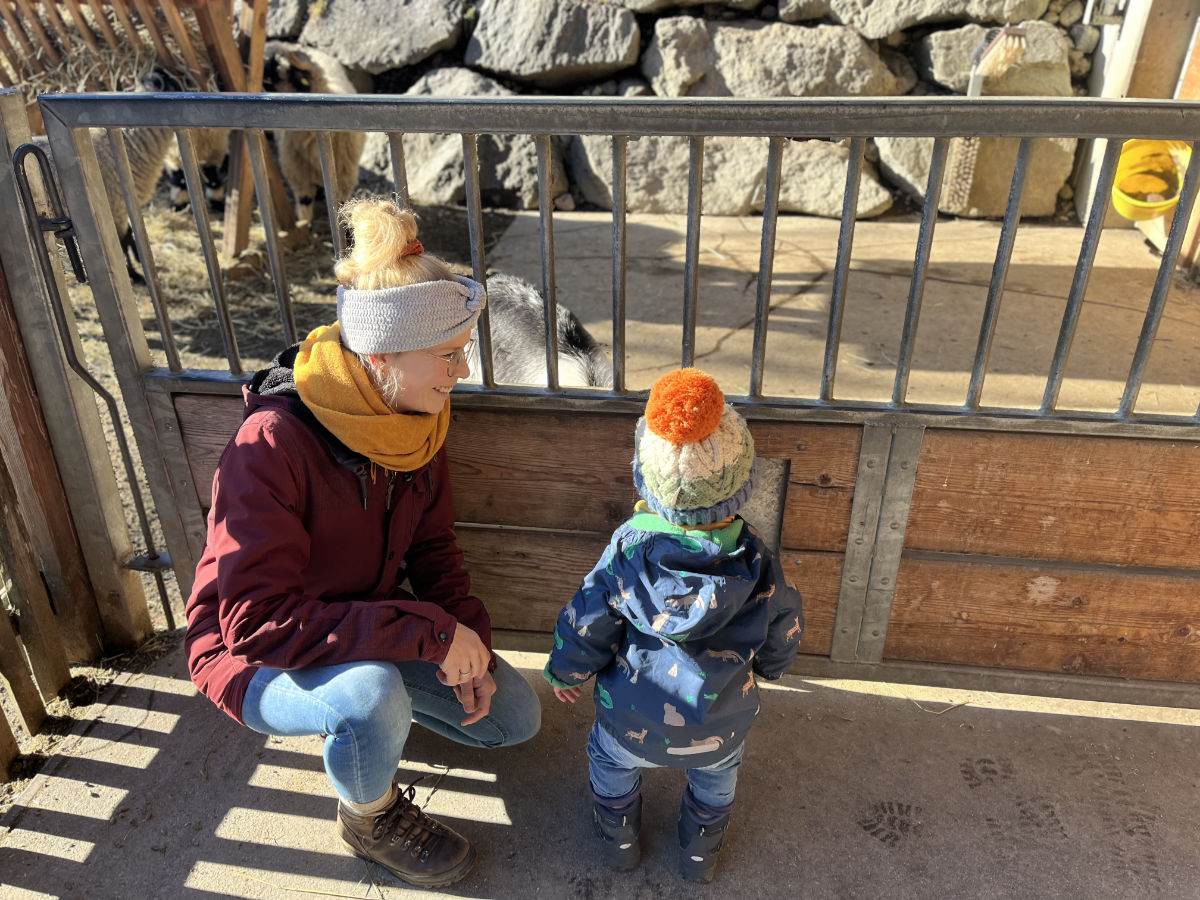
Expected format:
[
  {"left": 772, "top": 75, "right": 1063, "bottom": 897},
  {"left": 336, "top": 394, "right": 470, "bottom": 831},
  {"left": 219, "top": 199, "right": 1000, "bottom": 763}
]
[{"left": 632, "top": 368, "right": 756, "bottom": 526}]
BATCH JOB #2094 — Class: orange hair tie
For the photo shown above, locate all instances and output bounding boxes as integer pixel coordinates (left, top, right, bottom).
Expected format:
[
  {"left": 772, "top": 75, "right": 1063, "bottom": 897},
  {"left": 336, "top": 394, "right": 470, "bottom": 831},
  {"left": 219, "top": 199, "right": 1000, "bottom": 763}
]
[{"left": 400, "top": 238, "right": 424, "bottom": 258}]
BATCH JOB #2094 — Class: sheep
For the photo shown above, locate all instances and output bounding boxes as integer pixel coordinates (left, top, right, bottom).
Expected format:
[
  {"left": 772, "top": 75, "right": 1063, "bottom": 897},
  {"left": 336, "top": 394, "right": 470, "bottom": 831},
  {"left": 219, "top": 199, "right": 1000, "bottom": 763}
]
[
  {"left": 33, "top": 67, "right": 184, "bottom": 284},
  {"left": 464, "top": 273, "right": 614, "bottom": 388},
  {"left": 162, "top": 127, "right": 230, "bottom": 213},
  {"left": 262, "top": 41, "right": 365, "bottom": 226}
]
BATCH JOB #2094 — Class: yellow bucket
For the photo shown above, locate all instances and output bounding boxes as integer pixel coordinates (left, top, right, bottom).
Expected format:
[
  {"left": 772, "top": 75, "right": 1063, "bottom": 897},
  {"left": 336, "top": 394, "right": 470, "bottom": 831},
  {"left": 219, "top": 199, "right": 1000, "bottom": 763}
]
[{"left": 1111, "top": 139, "right": 1192, "bottom": 221}]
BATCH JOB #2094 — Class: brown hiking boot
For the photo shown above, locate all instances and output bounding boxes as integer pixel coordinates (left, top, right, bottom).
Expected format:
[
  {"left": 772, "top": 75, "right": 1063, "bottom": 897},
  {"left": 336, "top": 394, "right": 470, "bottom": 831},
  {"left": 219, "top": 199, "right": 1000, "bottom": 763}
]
[{"left": 337, "top": 783, "right": 476, "bottom": 887}]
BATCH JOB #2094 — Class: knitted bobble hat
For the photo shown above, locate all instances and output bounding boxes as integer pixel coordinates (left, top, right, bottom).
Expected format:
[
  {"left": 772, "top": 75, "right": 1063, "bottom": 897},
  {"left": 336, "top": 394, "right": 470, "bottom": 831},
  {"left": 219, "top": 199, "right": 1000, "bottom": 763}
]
[{"left": 632, "top": 368, "right": 756, "bottom": 526}]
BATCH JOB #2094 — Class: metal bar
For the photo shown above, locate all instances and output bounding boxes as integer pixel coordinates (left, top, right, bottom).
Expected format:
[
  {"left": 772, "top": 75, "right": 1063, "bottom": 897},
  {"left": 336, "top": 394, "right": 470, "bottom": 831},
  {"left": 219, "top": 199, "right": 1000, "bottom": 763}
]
[
  {"left": 821, "top": 136, "right": 865, "bottom": 402},
  {"left": 892, "top": 137, "right": 948, "bottom": 405},
  {"left": 461, "top": 133, "right": 494, "bottom": 388},
  {"left": 246, "top": 128, "right": 296, "bottom": 345},
  {"left": 13, "top": 141, "right": 175, "bottom": 629},
  {"left": 387, "top": 132, "right": 409, "bottom": 208},
  {"left": 750, "top": 136, "right": 784, "bottom": 399},
  {"left": 829, "top": 423, "right": 893, "bottom": 662},
  {"left": 855, "top": 425, "right": 924, "bottom": 662},
  {"left": 682, "top": 135, "right": 703, "bottom": 368},
  {"left": 1041, "top": 137, "right": 1124, "bottom": 413},
  {"left": 176, "top": 128, "right": 242, "bottom": 375},
  {"left": 105, "top": 128, "right": 180, "bottom": 372},
  {"left": 1118, "top": 145, "right": 1200, "bottom": 416},
  {"left": 611, "top": 134, "right": 628, "bottom": 395},
  {"left": 316, "top": 131, "right": 344, "bottom": 259},
  {"left": 966, "top": 136, "right": 1033, "bottom": 409},
  {"left": 535, "top": 134, "right": 559, "bottom": 390},
  {"left": 35, "top": 94, "right": 1200, "bottom": 142}
]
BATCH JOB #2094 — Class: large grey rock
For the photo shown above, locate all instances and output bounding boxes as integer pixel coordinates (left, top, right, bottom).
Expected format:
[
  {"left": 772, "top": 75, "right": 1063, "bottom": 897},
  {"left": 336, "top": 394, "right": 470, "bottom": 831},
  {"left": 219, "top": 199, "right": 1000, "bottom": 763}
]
[
  {"left": 300, "top": 0, "right": 461, "bottom": 74},
  {"left": 828, "top": 0, "right": 1050, "bottom": 40},
  {"left": 267, "top": 0, "right": 308, "bottom": 39},
  {"left": 568, "top": 134, "right": 892, "bottom": 218},
  {"left": 361, "top": 68, "right": 568, "bottom": 209},
  {"left": 915, "top": 20, "right": 1071, "bottom": 95},
  {"left": 466, "top": 0, "right": 639, "bottom": 88},
  {"left": 590, "top": 0, "right": 757, "bottom": 9},
  {"left": 779, "top": 0, "right": 832, "bottom": 22},
  {"left": 876, "top": 134, "right": 1076, "bottom": 217},
  {"left": 643, "top": 19, "right": 909, "bottom": 97}
]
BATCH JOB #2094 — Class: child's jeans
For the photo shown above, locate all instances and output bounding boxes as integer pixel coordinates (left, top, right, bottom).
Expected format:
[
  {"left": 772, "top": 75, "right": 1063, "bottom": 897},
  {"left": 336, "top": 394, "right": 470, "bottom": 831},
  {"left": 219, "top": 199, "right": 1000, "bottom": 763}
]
[
  {"left": 587, "top": 721, "right": 743, "bottom": 816},
  {"left": 240, "top": 657, "right": 541, "bottom": 805}
]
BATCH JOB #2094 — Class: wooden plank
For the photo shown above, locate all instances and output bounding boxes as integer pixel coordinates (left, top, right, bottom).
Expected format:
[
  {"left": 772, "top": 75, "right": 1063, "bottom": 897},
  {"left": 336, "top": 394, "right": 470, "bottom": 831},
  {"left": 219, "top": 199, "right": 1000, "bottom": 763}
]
[
  {"left": 753, "top": 422, "right": 861, "bottom": 552},
  {"left": 173, "top": 394, "right": 241, "bottom": 511},
  {"left": 0, "top": 594, "right": 46, "bottom": 736},
  {"left": 83, "top": 0, "right": 121, "bottom": 51},
  {"left": 0, "top": 2, "right": 45, "bottom": 73},
  {"left": 0, "top": 261, "right": 101, "bottom": 662},
  {"left": 446, "top": 408, "right": 639, "bottom": 534},
  {"left": 107, "top": 0, "right": 145, "bottom": 53},
  {"left": 13, "top": 0, "right": 61, "bottom": 65},
  {"left": 60, "top": 0, "right": 100, "bottom": 55},
  {"left": 221, "top": 0, "right": 266, "bottom": 260},
  {"left": 884, "top": 555, "right": 1200, "bottom": 683},
  {"left": 160, "top": 0, "right": 206, "bottom": 85},
  {"left": 906, "top": 430, "right": 1200, "bottom": 569},
  {"left": 0, "top": 437, "right": 71, "bottom": 703},
  {"left": 777, "top": 551, "right": 841, "bottom": 659},
  {"left": 36, "top": 0, "right": 69, "bottom": 46},
  {"left": 192, "top": 0, "right": 242, "bottom": 90},
  {"left": 0, "top": 18, "right": 27, "bottom": 79},
  {"left": 0, "top": 707, "right": 19, "bottom": 782},
  {"left": 130, "top": 0, "right": 172, "bottom": 66}
]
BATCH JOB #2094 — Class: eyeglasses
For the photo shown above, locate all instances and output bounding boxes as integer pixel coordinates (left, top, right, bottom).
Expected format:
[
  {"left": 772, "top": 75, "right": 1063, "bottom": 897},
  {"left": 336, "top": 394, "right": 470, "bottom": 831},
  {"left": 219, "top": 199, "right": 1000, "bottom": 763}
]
[{"left": 425, "top": 339, "right": 475, "bottom": 376}]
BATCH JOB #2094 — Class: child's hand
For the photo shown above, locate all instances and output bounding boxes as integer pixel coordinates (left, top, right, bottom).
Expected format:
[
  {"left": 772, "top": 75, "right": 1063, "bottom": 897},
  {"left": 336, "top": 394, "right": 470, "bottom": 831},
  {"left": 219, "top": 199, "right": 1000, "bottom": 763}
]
[{"left": 554, "top": 685, "right": 583, "bottom": 703}]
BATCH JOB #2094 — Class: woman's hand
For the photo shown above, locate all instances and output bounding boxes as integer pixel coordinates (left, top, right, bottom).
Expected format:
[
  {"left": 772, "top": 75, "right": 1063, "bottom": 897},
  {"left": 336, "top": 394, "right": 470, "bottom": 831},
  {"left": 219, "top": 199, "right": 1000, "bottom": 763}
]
[
  {"left": 436, "top": 624, "right": 491, "bottom": 687},
  {"left": 553, "top": 685, "right": 582, "bottom": 704},
  {"left": 453, "top": 671, "right": 497, "bottom": 725}
]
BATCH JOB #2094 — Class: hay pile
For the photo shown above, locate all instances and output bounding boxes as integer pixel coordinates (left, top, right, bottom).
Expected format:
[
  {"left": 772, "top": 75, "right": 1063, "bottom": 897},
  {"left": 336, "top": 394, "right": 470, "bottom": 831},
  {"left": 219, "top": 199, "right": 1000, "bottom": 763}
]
[{"left": 8, "top": 2, "right": 220, "bottom": 114}]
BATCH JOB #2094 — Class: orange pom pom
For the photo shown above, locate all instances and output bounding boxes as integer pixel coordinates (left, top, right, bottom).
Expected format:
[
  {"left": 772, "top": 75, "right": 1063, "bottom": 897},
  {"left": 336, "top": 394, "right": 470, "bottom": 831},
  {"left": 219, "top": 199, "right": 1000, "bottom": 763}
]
[{"left": 644, "top": 368, "right": 725, "bottom": 445}]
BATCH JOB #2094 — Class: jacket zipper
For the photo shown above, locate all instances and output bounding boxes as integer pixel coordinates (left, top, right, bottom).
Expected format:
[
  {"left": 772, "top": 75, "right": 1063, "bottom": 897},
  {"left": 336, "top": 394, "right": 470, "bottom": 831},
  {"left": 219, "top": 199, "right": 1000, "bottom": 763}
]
[
  {"left": 385, "top": 471, "right": 398, "bottom": 510},
  {"left": 354, "top": 464, "right": 368, "bottom": 510}
]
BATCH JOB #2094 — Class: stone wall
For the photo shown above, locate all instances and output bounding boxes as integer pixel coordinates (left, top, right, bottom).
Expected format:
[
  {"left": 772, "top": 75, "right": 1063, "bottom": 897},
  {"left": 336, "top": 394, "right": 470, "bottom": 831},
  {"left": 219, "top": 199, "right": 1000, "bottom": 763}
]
[{"left": 265, "top": 0, "right": 1104, "bottom": 220}]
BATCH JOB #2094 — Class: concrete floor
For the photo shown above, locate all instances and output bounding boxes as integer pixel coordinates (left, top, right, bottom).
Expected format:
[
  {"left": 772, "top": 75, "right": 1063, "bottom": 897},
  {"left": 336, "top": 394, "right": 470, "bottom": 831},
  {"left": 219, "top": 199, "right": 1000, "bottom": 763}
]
[{"left": 1, "top": 648, "right": 1198, "bottom": 899}]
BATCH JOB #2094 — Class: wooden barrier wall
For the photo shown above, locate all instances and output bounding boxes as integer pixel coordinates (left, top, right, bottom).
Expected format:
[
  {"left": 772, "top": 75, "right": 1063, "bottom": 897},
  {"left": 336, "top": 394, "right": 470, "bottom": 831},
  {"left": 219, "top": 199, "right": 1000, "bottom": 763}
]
[{"left": 174, "top": 395, "right": 1200, "bottom": 685}]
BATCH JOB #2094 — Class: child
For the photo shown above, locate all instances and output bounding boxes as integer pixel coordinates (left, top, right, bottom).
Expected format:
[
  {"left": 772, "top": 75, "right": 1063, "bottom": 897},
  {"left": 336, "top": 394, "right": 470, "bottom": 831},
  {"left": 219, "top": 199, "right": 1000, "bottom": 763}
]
[{"left": 544, "top": 368, "right": 803, "bottom": 882}]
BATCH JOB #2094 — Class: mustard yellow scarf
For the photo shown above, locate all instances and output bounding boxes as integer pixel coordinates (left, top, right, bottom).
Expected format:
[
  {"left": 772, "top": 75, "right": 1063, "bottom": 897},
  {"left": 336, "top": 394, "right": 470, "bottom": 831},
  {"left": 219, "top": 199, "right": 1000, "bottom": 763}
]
[{"left": 294, "top": 324, "right": 449, "bottom": 471}]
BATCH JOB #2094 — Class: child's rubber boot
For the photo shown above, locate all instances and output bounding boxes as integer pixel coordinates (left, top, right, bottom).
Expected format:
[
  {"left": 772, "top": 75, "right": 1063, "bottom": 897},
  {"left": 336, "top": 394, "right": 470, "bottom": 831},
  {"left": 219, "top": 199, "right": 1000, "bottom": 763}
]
[
  {"left": 677, "top": 799, "right": 731, "bottom": 883},
  {"left": 592, "top": 794, "right": 642, "bottom": 871}
]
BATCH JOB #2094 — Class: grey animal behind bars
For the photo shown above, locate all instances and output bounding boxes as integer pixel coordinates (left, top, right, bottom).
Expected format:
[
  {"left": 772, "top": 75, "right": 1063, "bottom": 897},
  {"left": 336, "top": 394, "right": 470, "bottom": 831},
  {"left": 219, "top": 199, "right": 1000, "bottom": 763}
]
[{"left": 466, "top": 273, "right": 613, "bottom": 388}]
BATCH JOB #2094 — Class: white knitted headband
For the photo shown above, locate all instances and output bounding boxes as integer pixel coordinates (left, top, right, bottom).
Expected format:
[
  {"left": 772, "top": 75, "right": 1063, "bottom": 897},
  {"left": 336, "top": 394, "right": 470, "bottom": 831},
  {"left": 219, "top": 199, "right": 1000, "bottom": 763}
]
[{"left": 336, "top": 274, "right": 487, "bottom": 354}]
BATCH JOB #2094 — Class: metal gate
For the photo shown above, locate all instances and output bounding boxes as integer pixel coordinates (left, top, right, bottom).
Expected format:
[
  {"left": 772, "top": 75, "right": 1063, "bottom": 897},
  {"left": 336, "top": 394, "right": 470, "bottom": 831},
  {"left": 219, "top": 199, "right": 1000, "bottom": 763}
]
[{"left": 9, "top": 88, "right": 1200, "bottom": 706}]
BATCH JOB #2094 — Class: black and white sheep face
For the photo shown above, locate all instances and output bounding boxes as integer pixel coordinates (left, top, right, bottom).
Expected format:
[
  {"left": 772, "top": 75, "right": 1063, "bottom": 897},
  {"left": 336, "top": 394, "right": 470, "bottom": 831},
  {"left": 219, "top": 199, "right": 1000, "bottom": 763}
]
[{"left": 263, "top": 52, "right": 315, "bottom": 94}]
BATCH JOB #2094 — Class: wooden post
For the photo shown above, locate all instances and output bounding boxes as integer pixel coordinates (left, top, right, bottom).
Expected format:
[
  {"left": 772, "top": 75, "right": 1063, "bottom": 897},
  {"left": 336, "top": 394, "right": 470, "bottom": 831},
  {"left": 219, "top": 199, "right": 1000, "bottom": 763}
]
[
  {"left": 0, "top": 3, "right": 45, "bottom": 73},
  {"left": 0, "top": 258, "right": 101, "bottom": 663},
  {"left": 0, "top": 89, "right": 150, "bottom": 649},
  {"left": 60, "top": 0, "right": 102, "bottom": 55},
  {"left": 160, "top": 0, "right": 206, "bottom": 86},
  {"left": 130, "top": 0, "right": 173, "bottom": 67},
  {"left": 84, "top": 0, "right": 123, "bottom": 52},
  {"left": 0, "top": 709, "right": 20, "bottom": 781},
  {"left": 0, "top": 602, "right": 46, "bottom": 735},
  {"left": 220, "top": 0, "right": 264, "bottom": 259},
  {"left": 106, "top": 0, "right": 146, "bottom": 53},
  {"left": 13, "top": 0, "right": 61, "bottom": 66}
]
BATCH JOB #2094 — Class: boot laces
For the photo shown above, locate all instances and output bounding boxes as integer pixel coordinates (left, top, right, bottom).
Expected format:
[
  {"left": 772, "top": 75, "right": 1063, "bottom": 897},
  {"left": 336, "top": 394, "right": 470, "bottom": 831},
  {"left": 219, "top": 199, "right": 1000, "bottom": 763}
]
[{"left": 371, "top": 783, "right": 448, "bottom": 860}]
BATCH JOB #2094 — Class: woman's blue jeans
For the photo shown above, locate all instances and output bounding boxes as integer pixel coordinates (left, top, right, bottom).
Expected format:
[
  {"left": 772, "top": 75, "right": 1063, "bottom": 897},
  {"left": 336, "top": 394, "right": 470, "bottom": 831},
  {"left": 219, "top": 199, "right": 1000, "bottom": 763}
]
[
  {"left": 240, "top": 656, "right": 541, "bottom": 804},
  {"left": 586, "top": 721, "right": 743, "bottom": 815}
]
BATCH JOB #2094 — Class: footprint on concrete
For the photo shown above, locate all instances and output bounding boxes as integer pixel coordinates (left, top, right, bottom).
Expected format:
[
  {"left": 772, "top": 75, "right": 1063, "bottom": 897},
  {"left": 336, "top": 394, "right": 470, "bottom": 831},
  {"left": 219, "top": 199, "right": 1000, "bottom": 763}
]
[
  {"left": 960, "top": 757, "right": 1015, "bottom": 789},
  {"left": 1016, "top": 796, "right": 1069, "bottom": 839},
  {"left": 859, "top": 801, "right": 922, "bottom": 847}
]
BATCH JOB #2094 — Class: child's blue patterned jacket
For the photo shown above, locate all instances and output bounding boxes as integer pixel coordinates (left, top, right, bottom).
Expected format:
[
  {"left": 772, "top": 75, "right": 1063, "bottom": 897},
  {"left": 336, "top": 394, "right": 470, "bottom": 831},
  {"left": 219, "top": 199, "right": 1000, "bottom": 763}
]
[{"left": 545, "top": 508, "right": 803, "bottom": 767}]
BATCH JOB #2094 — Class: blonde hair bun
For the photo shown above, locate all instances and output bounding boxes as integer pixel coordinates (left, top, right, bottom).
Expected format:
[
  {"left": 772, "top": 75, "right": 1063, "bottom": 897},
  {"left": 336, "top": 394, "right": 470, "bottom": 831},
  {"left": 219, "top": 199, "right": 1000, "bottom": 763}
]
[{"left": 334, "top": 197, "right": 454, "bottom": 291}]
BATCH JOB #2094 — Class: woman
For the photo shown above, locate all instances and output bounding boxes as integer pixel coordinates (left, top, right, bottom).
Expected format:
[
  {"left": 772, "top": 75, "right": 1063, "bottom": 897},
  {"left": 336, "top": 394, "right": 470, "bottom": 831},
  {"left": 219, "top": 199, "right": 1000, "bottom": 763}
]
[{"left": 184, "top": 197, "right": 540, "bottom": 888}]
